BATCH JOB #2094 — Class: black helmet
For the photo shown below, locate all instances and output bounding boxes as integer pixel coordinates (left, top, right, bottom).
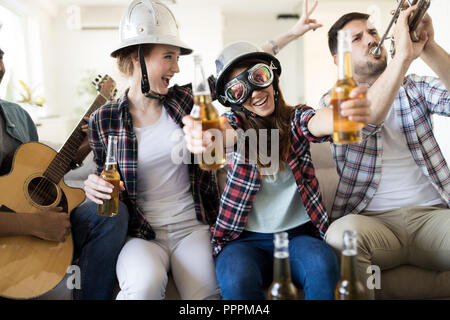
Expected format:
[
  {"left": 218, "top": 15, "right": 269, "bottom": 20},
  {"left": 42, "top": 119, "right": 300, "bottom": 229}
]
[{"left": 215, "top": 41, "right": 281, "bottom": 107}]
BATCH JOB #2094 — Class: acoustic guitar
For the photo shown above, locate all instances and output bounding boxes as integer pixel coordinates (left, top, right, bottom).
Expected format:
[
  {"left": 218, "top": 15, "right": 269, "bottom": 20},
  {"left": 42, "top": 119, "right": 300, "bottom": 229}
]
[{"left": 0, "top": 75, "right": 116, "bottom": 299}]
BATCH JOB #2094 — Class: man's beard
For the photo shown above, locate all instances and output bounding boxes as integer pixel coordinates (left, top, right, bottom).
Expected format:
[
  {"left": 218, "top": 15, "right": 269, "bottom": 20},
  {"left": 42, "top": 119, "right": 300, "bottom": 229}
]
[
  {"left": 355, "top": 57, "right": 387, "bottom": 79},
  {"left": 367, "top": 59, "right": 387, "bottom": 76}
]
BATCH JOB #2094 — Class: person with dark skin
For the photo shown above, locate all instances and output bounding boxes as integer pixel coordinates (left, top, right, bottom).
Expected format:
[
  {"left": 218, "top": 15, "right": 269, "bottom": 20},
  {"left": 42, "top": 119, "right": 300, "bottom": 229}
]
[{"left": 0, "top": 47, "right": 128, "bottom": 300}]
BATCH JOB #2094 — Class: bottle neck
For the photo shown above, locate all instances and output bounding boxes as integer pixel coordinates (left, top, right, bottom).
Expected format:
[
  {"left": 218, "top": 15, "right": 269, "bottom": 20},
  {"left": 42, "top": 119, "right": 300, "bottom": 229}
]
[
  {"left": 106, "top": 137, "right": 117, "bottom": 164},
  {"left": 338, "top": 51, "right": 354, "bottom": 80},
  {"left": 193, "top": 55, "right": 211, "bottom": 97},
  {"left": 104, "top": 163, "right": 117, "bottom": 172},
  {"left": 340, "top": 250, "right": 359, "bottom": 280},
  {"left": 337, "top": 30, "right": 354, "bottom": 81},
  {"left": 273, "top": 242, "right": 292, "bottom": 281}
]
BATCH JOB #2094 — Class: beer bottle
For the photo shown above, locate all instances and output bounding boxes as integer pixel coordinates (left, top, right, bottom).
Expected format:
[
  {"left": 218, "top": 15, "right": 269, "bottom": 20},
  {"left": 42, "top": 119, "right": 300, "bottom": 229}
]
[
  {"left": 335, "top": 230, "right": 366, "bottom": 300},
  {"left": 331, "top": 29, "right": 362, "bottom": 144},
  {"left": 190, "top": 54, "right": 226, "bottom": 171},
  {"left": 97, "top": 135, "right": 120, "bottom": 217},
  {"left": 268, "top": 232, "right": 298, "bottom": 300}
]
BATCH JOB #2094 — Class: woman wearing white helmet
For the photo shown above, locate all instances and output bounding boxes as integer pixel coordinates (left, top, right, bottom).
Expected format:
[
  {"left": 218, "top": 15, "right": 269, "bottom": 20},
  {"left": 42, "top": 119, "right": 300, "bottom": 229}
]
[
  {"left": 182, "top": 40, "right": 371, "bottom": 299},
  {"left": 83, "top": 0, "right": 323, "bottom": 300}
]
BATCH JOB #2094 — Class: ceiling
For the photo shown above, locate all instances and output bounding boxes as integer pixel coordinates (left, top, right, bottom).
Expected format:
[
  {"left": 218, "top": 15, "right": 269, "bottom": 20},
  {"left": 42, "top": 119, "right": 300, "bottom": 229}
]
[{"left": 52, "top": 0, "right": 309, "bottom": 14}]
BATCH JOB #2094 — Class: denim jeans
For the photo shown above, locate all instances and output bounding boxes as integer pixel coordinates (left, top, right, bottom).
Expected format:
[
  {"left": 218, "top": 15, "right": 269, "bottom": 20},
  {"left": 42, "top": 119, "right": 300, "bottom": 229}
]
[
  {"left": 70, "top": 200, "right": 129, "bottom": 300},
  {"left": 215, "top": 223, "right": 340, "bottom": 300}
]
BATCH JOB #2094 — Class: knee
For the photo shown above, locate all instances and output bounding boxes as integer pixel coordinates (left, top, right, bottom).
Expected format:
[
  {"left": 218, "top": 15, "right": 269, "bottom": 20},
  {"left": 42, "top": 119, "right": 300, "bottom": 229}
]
[
  {"left": 96, "top": 200, "right": 129, "bottom": 235},
  {"left": 216, "top": 252, "right": 246, "bottom": 288},
  {"left": 311, "top": 243, "right": 340, "bottom": 283},
  {"left": 117, "top": 261, "right": 168, "bottom": 300},
  {"left": 110, "top": 201, "right": 129, "bottom": 234},
  {"left": 295, "top": 239, "right": 340, "bottom": 283},
  {"left": 72, "top": 200, "right": 129, "bottom": 247},
  {"left": 215, "top": 248, "right": 262, "bottom": 298},
  {"left": 325, "top": 215, "right": 363, "bottom": 251}
]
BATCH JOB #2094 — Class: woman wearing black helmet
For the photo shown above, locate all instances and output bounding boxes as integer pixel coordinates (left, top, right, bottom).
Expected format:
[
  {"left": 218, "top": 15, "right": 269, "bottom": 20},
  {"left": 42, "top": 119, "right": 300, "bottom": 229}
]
[{"left": 182, "top": 41, "right": 371, "bottom": 299}]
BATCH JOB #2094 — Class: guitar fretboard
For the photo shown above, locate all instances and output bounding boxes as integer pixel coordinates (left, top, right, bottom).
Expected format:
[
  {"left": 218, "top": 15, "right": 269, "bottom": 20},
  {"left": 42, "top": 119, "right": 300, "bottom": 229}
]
[{"left": 44, "top": 94, "right": 108, "bottom": 183}]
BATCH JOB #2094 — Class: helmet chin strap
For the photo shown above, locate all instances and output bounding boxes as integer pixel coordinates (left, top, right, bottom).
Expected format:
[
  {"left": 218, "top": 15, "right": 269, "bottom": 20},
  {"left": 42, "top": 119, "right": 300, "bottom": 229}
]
[{"left": 138, "top": 45, "right": 166, "bottom": 101}]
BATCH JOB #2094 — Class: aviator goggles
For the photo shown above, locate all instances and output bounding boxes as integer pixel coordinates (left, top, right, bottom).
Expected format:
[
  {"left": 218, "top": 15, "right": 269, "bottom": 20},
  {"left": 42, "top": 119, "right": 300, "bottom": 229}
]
[{"left": 222, "top": 62, "right": 276, "bottom": 105}]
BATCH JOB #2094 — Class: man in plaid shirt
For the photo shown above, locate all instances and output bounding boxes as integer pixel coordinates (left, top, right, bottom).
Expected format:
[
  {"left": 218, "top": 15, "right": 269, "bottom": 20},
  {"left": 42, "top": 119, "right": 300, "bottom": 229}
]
[{"left": 322, "top": 9, "right": 450, "bottom": 299}]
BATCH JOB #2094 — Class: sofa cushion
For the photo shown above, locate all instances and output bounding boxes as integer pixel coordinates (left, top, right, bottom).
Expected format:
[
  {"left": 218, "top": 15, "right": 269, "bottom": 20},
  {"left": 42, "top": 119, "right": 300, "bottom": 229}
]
[{"left": 376, "top": 265, "right": 450, "bottom": 299}]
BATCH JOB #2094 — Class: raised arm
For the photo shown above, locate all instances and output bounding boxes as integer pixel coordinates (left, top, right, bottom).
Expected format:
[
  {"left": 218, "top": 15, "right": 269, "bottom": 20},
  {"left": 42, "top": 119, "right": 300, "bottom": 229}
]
[
  {"left": 366, "top": 5, "right": 429, "bottom": 125},
  {"left": 419, "top": 14, "right": 450, "bottom": 91},
  {"left": 260, "top": 0, "right": 323, "bottom": 55}
]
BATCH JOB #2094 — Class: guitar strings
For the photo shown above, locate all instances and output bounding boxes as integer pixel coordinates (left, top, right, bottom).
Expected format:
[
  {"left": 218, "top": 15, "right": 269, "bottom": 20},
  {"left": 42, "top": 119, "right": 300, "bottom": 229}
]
[
  {"left": 30, "top": 127, "right": 83, "bottom": 205},
  {"left": 28, "top": 82, "right": 113, "bottom": 208}
]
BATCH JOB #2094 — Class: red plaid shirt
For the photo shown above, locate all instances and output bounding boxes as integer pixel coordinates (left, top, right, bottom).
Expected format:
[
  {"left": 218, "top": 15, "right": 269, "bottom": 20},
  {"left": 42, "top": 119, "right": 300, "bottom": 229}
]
[
  {"left": 88, "top": 83, "right": 220, "bottom": 240},
  {"left": 211, "top": 105, "right": 331, "bottom": 256}
]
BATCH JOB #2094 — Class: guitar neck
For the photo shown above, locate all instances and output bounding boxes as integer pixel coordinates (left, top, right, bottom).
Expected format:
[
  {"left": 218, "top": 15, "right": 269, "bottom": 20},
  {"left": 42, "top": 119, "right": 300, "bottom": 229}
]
[{"left": 45, "top": 94, "right": 108, "bottom": 183}]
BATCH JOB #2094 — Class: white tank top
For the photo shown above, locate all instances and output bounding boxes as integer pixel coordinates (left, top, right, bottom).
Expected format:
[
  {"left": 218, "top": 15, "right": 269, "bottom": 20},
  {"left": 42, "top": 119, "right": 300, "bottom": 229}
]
[
  {"left": 134, "top": 107, "right": 197, "bottom": 227},
  {"left": 366, "top": 107, "right": 443, "bottom": 211}
]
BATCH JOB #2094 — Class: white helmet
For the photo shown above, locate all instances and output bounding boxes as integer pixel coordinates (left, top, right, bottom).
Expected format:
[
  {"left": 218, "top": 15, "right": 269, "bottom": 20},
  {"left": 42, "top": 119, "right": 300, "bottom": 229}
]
[{"left": 111, "top": 0, "right": 192, "bottom": 57}]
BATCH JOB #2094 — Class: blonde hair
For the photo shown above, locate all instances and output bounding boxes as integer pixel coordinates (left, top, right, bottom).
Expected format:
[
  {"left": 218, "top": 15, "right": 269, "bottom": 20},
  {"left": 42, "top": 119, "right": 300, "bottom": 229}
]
[{"left": 115, "top": 44, "right": 154, "bottom": 77}]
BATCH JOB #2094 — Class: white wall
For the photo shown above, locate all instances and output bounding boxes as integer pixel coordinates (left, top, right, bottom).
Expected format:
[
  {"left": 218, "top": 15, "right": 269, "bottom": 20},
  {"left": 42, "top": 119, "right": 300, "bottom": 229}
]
[
  {"left": 52, "top": 7, "right": 124, "bottom": 120},
  {"left": 302, "top": 0, "right": 393, "bottom": 107},
  {"left": 408, "top": 0, "right": 450, "bottom": 163},
  {"left": 222, "top": 11, "right": 304, "bottom": 108},
  {"left": 48, "top": 3, "right": 224, "bottom": 120}
]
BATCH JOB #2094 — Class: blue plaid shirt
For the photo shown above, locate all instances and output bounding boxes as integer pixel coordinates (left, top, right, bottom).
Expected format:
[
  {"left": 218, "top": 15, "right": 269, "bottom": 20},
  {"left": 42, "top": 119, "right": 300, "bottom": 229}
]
[{"left": 319, "top": 74, "right": 450, "bottom": 219}]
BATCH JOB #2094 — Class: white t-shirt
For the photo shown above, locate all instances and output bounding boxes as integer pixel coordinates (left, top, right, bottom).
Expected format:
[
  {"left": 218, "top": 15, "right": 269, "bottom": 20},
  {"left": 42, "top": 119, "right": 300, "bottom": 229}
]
[
  {"left": 366, "top": 107, "right": 443, "bottom": 211},
  {"left": 134, "top": 107, "right": 197, "bottom": 227}
]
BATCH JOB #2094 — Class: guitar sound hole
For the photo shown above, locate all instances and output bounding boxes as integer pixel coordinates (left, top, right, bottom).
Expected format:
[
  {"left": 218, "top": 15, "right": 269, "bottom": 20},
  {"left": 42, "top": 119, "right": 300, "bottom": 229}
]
[{"left": 28, "top": 177, "right": 58, "bottom": 206}]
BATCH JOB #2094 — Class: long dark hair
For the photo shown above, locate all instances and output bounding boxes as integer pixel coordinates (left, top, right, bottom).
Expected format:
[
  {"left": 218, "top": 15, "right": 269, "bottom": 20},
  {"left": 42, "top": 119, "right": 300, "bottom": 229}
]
[{"left": 225, "top": 59, "right": 293, "bottom": 174}]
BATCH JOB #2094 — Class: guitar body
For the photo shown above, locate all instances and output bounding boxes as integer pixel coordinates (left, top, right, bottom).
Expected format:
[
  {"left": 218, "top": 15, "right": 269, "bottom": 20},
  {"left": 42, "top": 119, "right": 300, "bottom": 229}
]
[{"left": 0, "top": 142, "right": 85, "bottom": 299}]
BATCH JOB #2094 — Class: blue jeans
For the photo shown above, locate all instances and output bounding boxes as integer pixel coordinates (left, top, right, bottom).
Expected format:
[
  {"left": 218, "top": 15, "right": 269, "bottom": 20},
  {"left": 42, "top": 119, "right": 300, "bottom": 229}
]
[
  {"left": 215, "top": 224, "right": 340, "bottom": 300},
  {"left": 70, "top": 200, "right": 129, "bottom": 300}
]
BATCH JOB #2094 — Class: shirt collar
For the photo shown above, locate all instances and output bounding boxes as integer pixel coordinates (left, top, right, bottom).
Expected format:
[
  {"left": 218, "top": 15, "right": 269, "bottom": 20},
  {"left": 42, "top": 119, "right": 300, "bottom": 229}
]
[
  {"left": 0, "top": 101, "right": 17, "bottom": 129},
  {"left": 117, "top": 88, "right": 130, "bottom": 112}
]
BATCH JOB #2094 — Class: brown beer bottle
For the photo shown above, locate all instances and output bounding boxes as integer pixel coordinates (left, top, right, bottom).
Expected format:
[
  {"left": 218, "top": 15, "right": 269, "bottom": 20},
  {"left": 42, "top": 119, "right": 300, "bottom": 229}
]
[
  {"left": 335, "top": 230, "right": 366, "bottom": 300},
  {"left": 331, "top": 29, "right": 362, "bottom": 144},
  {"left": 97, "top": 135, "right": 120, "bottom": 217},
  {"left": 190, "top": 54, "right": 226, "bottom": 171},
  {"left": 268, "top": 232, "right": 298, "bottom": 300}
]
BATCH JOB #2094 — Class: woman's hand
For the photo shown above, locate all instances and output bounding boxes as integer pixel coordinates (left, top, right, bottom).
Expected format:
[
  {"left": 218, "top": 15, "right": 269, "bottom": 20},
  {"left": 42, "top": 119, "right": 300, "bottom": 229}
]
[
  {"left": 83, "top": 174, "right": 125, "bottom": 205},
  {"left": 182, "top": 116, "right": 213, "bottom": 154},
  {"left": 182, "top": 115, "right": 233, "bottom": 154},
  {"left": 260, "top": 0, "right": 323, "bottom": 55},
  {"left": 290, "top": 0, "right": 323, "bottom": 37}
]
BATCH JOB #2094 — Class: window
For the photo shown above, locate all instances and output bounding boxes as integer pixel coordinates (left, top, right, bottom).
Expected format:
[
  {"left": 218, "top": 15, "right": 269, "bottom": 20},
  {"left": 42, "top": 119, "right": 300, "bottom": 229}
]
[{"left": 0, "top": 4, "right": 28, "bottom": 101}]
